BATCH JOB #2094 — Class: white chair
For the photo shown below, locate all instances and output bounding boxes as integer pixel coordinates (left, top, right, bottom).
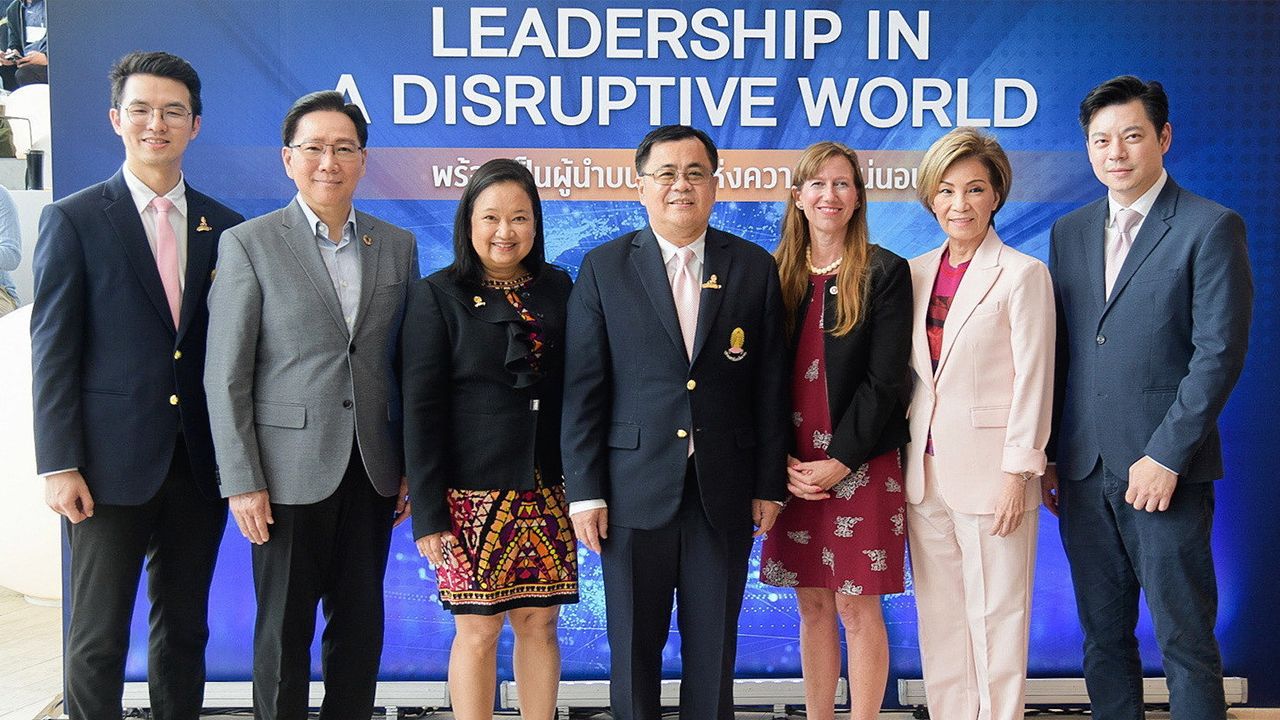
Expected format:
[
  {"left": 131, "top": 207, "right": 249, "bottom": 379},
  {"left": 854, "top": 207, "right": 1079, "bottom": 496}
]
[
  {"left": 0, "top": 304, "right": 61, "bottom": 602},
  {"left": 2, "top": 82, "right": 51, "bottom": 188}
]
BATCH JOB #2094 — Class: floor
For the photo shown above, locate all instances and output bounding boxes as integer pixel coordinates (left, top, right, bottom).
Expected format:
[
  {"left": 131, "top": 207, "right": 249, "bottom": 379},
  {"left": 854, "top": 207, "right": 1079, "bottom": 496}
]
[
  {"left": 2, "top": 587, "right": 1277, "bottom": 720},
  {"left": 0, "top": 588, "right": 61, "bottom": 720}
]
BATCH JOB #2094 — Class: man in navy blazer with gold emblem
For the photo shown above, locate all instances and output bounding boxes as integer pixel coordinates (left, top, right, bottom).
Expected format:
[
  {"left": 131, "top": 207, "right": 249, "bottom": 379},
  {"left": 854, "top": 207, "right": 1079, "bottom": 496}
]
[
  {"left": 29, "top": 52, "right": 243, "bottom": 719},
  {"left": 1044, "top": 76, "right": 1253, "bottom": 720},
  {"left": 562, "top": 125, "right": 788, "bottom": 720}
]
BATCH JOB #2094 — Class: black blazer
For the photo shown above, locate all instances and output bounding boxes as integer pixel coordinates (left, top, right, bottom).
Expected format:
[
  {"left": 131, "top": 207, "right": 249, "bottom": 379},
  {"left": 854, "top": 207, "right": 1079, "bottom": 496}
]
[
  {"left": 792, "top": 245, "right": 912, "bottom": 468},
  {"left": 402, "top": 265, "right": 572, "bottom": 538},
  {"left": 561, "top": 226, "right": 789, "bottom": 532},
  {"left": 30, "top": 171, "right": 243, "bottom": 503}
]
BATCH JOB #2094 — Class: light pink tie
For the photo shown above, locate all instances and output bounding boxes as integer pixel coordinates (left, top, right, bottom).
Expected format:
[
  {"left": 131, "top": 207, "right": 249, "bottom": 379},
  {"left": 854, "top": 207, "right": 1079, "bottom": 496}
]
[
  {"left": 672, "top": 246, "right": 700, "bottom": 358},
  {"left": 1105, "top": 207, "right": 1141, "bottom": 300},
  {"left": 151, "top": 196, "right": 182, "bottom": 326}
]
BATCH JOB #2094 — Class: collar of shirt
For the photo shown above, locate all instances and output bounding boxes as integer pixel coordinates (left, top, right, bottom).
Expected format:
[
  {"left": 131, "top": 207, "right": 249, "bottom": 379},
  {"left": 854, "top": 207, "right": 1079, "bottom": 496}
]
[
  {"left": 1107, "top": 169, "right": 1167, "bottom": 228},
  {"left": 295, "top": 194, "right": 357, "bottom": 246},
  {"left": 122, "top": 164, "right": 187, "bottom": 220},
  {"left": 653, "top": 229, "right": 707, "bottom": 276}
]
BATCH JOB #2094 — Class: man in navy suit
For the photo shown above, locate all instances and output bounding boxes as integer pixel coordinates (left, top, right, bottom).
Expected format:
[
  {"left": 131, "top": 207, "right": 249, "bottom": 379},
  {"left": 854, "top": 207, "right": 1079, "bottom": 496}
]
[
  {"left": 1043, "top": 76, "right": 1252, "bottom": 720},
  {"left": 561, "top": 125, "right": 788, "bottom": 720},
  {"left": 30, "top": 51, "right": 243, "bottom": 719}
]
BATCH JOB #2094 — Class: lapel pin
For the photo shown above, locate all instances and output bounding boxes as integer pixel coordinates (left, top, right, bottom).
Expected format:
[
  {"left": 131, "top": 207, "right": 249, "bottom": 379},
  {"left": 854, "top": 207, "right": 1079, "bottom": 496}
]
[
  {"left": 362, "top": 234, "right": 374, "bottom": 246},
  {"left": 473, "top": 296, "right": 486, "bottom": 308},
  {"left": 196, "top": 216, "right": 212, "bottom": 232},
  {"left": 701, "top": 274, "right": 722, "bottom": 290},
  {"left": 724, "top": 326, "right": 747, "bottom": 361},
  {"left": 210, "top": 269, "right": 217, "bottom": 281}
]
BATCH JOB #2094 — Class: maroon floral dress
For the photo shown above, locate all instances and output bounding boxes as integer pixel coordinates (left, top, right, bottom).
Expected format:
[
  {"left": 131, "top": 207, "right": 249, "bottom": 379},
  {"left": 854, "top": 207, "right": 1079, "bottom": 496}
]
[{"left": 760, "top": 273, "right": 906, "bottom": 596}]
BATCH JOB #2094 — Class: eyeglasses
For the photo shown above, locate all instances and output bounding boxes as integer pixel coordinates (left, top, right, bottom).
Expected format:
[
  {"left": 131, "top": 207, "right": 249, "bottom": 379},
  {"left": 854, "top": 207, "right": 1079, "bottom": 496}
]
[
  {"left": 286, "top": 142, "right": 364, "bottom": 162},
  {"left": 122, "top": 104, "right": 192, "bottom": 127},
  {"left": 642, "top": 168, "right": 713, "bottom": 186}
]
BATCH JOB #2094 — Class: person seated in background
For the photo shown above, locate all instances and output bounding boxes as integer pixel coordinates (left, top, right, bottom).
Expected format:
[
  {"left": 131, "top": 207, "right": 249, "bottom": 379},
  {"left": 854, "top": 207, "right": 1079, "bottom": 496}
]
[
  {"left": 0, "top": 0, "right": 47, "bottom": 89},
  {"left": 0, "top": 184, "right": 19, "bottom": 315}
]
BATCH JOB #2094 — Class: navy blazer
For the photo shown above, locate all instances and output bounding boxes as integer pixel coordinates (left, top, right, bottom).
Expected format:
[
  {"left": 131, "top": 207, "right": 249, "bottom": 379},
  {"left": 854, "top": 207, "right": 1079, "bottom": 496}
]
[
  {"left": 402, "top": 265, "right": 571, "bottom": 538},
  {"left": 792, "top": 245, "right": 912, "bottom": 468},
  {"left": 561, "top": 226, "right": 789, "bottom": 532},
  {"left": 1049, "top": 177, "right": 1252, "bottom": 482},
  {"left": 30, "top": 170, "right": 244, "bottom": 504}
]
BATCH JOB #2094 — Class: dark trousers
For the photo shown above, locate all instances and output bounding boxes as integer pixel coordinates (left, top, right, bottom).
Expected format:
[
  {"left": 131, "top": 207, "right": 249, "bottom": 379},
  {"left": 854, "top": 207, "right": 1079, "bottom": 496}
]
[
  {"left": 64, "top": 439, "right": 228, "bottom": 720},
  {"left": 1059, "top": 461, "right": 1225, "bottom": 720},
  {"left": 15, "top": 61, "right": 45, "bottom": 86},
  {"left": 250, "top": 449, "right": 396, "bottom": 720},
  {"left": 601, "top": 458, "right": 753, "bottom": 720}
]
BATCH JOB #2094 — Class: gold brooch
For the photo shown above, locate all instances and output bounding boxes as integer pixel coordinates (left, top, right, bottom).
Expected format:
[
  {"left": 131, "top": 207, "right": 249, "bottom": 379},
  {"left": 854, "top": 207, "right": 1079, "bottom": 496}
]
[
  {"left": 724, "top": 327, "right": 747, "bottom": 361},
  {"left": 196, "top": 217, "right": 212, "bottom": 232},
  {"left": 701, "top": 274, "right": 722, "bottom": 289},
  {"left": 473, "top": 296, "right": 486, "bottom": 308}
]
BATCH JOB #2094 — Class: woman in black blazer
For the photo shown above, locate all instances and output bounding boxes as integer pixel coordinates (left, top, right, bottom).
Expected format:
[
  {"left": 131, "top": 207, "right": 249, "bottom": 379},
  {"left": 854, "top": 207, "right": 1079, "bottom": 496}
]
[
  {"left": 402, "top": 159, "right": 577, "bottom": 720},
  {"left": 758, "top": 142, "right": 913, "bottom": 720}
]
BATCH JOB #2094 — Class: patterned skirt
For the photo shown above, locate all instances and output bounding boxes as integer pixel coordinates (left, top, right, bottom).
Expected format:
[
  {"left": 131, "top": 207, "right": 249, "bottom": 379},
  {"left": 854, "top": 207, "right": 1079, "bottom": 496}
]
[
  {"left": 437, "top": 480, "right": 579, "bottom": 615},
  {"left": 759, "top": 449, "right": 906, "bottom": 596}
]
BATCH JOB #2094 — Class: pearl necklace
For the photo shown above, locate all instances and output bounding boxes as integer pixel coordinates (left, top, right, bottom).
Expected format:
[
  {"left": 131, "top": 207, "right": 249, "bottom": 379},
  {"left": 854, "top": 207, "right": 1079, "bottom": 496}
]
[{"left": 806, "top": 245, "right": 843, "bottom": 275}]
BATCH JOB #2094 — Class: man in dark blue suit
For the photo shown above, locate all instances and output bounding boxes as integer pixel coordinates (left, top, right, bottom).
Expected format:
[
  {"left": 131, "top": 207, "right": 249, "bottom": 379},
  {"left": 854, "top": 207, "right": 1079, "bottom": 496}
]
[
  {"left": 562, "top": 125, "right": 788, "bottom": 720},
  {"left": 29, "top": 51, "right": 243, "bottom": 719},
  {"left": 1043, "top": 76, "right": 1253, "bottom": 720}
]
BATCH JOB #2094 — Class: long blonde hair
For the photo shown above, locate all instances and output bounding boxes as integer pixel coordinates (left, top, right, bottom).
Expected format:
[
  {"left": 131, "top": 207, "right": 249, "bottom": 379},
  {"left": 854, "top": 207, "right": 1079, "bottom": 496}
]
[{"left": 775, "top": 141, "right": 872, "bottom": 338}]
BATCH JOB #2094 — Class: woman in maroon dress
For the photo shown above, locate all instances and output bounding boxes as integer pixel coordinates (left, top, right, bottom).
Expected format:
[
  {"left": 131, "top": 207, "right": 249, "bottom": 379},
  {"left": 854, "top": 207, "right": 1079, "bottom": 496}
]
[{"left": 760, "top": 141, "right": 913, "bottom": 720}]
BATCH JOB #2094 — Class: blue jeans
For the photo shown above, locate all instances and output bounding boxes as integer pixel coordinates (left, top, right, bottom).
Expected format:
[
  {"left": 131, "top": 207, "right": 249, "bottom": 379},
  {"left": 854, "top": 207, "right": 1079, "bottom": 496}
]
[{"left": 1059, "top": 462, "right": 1225, "bottom": 720}]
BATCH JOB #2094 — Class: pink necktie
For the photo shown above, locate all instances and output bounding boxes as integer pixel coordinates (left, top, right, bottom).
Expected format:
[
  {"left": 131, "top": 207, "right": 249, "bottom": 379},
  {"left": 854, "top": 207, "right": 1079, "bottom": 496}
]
[
  {"left": 1105, "top": 207, "right": 1142, "bottom": 300},
  {"left": 151, "top": 196, "right": 182, "bottom": 326},
  {"left": 672, "top": 246, "right": 700, "bottom": 358}
]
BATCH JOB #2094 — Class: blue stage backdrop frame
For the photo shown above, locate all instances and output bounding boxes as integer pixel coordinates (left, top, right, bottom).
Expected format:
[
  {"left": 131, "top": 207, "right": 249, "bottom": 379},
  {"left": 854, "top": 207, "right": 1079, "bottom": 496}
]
[{"left": 49, "top": 0, "right": 1278, "bottom": 707}]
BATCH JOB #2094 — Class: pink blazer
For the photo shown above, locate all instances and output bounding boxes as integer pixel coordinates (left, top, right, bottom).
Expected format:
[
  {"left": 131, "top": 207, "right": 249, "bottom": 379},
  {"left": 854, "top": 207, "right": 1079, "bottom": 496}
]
[{"left": 904, "top": 229, "right": 1055, "bottom": 515}]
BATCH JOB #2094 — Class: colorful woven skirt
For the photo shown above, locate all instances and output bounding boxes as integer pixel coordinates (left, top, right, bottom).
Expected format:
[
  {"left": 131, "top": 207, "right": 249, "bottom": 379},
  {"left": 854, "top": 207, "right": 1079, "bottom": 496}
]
[{"left": 437, "top": 481, "right": 579, "bottom": 615}]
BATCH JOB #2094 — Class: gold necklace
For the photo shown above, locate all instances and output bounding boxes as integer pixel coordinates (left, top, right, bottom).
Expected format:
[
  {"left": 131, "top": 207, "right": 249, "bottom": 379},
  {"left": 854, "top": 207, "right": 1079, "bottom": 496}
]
[
  {"left": 481, "top": 272, "right": 532, "bottom": 290},
  {"left": 806, "top": 245, "right": 843, "bottom": 274}
]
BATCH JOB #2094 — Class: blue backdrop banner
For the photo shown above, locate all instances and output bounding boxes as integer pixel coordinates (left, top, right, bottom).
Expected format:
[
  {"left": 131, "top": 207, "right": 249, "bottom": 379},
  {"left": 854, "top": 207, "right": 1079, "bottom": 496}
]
[{"left": 50, "top": 0, "right": 1278, "bottom": 707}]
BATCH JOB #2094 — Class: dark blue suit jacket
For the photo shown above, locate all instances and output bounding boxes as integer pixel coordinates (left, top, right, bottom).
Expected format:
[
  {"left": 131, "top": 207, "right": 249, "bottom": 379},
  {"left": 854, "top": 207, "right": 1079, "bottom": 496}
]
[
  {"left": 1049, "top": 177, "right": 1252, "bottom": 482},
  {"left": 30, "top": 170, "right": 243, "bottom": 504},
  {"left": 561, "top": 226, "right": 789, "bottom": 531}
]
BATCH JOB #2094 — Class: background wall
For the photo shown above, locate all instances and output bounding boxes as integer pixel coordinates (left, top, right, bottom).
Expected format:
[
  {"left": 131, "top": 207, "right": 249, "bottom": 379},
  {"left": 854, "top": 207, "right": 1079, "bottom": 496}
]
[{"left": 49, "top": 0, "right": 1279, "bottom": 706}]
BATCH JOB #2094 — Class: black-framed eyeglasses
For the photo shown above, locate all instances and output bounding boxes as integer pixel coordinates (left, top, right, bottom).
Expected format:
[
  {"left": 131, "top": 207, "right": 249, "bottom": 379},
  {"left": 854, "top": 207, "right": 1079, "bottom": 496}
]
[
  {"left": 122, "top": 103, "right": 192, "bottom": 127},
  {"left": 642, "top": 168, "right": 713, "bottom": 185},
  {"left": 286, "top": 141, "right": 364, "bottom": 161}
]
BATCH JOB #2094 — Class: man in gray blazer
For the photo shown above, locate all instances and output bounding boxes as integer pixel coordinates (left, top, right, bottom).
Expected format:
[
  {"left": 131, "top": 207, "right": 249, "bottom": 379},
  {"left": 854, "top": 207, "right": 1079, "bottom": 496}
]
[
  {"left": 1044, "top": 76, "right": 1252, "bottom": 720},
  {"left": 204, "top": 91, "right": 418, "bottom": 720}
]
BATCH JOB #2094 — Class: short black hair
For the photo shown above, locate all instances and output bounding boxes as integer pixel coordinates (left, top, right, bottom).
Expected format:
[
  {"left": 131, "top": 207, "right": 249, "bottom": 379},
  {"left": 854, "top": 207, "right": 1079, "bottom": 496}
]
[
  {"left": 1079, "top": 75, "right": 1170, "bottom": 135},
  {"left": 109, "top": 51, "right": 203, "bottom": 118},
  {"left": 281, "top": 91, "right": 368, "bottom": 148},
  {"left": 634, "top": 125, "right": 719, "bottom": 173},
  {"left": 447, "top": 158, "right": 547, "bottom": 286}
]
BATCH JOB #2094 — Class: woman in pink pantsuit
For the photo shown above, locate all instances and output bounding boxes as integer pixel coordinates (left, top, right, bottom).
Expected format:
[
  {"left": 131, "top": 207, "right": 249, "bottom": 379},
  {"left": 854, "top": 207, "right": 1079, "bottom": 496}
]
[
  {"left": 760, "top": 141, "right": 913, "bottom": 720},
  {"left": 904, "top": 128, "right": 1055, "bottom": 720}
]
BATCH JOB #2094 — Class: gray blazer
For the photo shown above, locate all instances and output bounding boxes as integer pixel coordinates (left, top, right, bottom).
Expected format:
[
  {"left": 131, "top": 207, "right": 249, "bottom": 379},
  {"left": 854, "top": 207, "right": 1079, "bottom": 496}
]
[
  {"left": 1049, "top": 177, "right": 1252, "bottom": 483},
  {"left": 205, "top": 199, "right": 419, "bottom": 504}
]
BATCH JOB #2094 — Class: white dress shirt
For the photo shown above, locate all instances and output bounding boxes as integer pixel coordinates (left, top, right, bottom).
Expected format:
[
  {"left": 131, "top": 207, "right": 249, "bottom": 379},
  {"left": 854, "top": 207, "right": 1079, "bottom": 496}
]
[
  {"left": 122, "top": 164, "right": 188, "bottom": 291},
  {"left": 1104, "top": 169, "right": 1168, "bottom": 293}
]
